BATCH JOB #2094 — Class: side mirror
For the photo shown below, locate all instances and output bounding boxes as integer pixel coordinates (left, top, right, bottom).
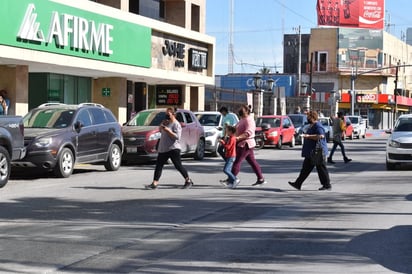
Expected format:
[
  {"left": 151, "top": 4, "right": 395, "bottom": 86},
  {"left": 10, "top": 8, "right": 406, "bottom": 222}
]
[
  {"left": 385, "top": 129, "right": 392, "bottom": 134},
  {"left": 216, "top": 126, "right": 223, "bottom": 131},
  {"left": 180, "top": 122, "right": 186, "bottom": 128},
  {"left": 74, "top": 121, "right": 83, "bottom": 133},
  {"left": 261, "top": 123, "right": 271, "bottom": 131}
]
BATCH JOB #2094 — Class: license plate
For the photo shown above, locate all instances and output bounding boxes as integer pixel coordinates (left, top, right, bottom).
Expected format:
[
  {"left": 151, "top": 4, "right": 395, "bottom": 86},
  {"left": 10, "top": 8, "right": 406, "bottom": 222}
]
[{"left": 126, "top": 147, "right": 137, "bottom": 153}]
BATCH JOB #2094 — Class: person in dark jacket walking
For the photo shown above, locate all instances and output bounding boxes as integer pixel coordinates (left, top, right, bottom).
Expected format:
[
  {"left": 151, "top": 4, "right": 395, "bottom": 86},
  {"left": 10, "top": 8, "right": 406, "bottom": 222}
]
[{"left": 288, "top": 110, "right": 331, "bottom": 191}]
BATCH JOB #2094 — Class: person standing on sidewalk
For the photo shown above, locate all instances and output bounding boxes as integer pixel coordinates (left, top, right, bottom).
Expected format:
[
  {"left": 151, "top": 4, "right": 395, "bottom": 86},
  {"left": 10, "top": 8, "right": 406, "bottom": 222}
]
[
  {"left": 219, "top": 125, "right": 239, "bottom": 188},
  {"left": 328, "top": 112, "right": 352, "bottom": 164},
  {"left": 288, "top": 110, "right": 331, "bottom": 191},
  {"left": 145, "top": 107, "right": 194, "bottom": 190},
  {"left": 230, "top": 104, "right": 266, "bottom": 188}
]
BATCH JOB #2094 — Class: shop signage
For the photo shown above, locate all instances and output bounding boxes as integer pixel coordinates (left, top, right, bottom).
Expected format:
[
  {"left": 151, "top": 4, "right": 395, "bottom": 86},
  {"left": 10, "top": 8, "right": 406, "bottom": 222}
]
[
  {"left": 0, "top": 0, "right": 151, "bottom": 67},
  {"left": 18, "top": 4, "right": 114, "bottom": 55},
  {"left": 162, "top": 40, "right": 185, "bottom": 68},
  {"left": 102, "top": 87, "right": 111, "bottom": 97},
  {"left": 156, "top": 86, "right": 182, "bottom": 105},
  {"left": 189, "top": 48, "right": 207, "bottom": 70},
  {"left": 357, "top": 93, "right": 377, "bottom": 103}
]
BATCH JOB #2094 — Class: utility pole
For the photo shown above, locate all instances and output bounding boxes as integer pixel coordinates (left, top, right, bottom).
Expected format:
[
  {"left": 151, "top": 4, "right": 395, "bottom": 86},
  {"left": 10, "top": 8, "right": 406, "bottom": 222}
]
[
  {"left": 394, "top": 60, "right": 400, "bottom": 125},
  {"left": 350, "top": 67, "right": 356, "bottom": 115}
]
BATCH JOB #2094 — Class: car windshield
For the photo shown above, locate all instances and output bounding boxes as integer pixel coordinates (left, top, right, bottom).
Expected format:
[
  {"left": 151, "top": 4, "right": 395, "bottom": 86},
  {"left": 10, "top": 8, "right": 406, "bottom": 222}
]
[
  {"left": 289, "top": 115, "right": 304, "bottom": 126},
  {"left": 196, "top": 113, "right": 221, "bottom": 126},
  {"left": 394, "top": 118, "right": 412, "bottom": 132},
  {"left": 24, "top": 108, "right": 75, "bottom": 128},
  {"left": 349, "top": 117, "right": 359, "bottom": 124},
  {"left": 319, "top": 118, "right": 329, "bottom": 126},
  {"left": 256, "top": 117, "right": 281, "bottom": 128},
  {"left": 127, "top": 111, "right": 166, "bottom": 126}
]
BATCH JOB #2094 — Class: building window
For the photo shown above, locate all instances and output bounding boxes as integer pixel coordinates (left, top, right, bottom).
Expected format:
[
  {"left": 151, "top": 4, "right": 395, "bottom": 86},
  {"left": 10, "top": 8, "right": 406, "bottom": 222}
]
[
  {"left": 129, "top": 0, "right": 164, "bottom": 20},
  {"left": 315, "top": 51, "right": 328, "bottom": 71},
  {"left": 29, "top": 73, "right": 91, "bottom": 109},
  {"left": 191, "top": 4, "right": 200, "bottom": 31}
]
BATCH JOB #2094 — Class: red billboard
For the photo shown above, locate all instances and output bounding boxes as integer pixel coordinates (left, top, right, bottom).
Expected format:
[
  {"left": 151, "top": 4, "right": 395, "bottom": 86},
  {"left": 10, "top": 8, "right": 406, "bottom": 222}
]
[{"left": 317, "top": 0, "right": 384, "bottom": 29}]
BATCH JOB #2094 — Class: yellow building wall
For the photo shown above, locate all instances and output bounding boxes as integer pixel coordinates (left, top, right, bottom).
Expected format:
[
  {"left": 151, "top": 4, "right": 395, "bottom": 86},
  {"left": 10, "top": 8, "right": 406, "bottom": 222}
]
[{"left": 92, "top": 77, "right": 127, "bottom": 124}]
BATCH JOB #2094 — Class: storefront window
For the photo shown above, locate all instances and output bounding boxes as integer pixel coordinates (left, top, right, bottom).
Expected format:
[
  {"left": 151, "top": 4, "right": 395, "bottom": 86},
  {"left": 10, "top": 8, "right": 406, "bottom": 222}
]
[{"left": 29, "top": 73, "right": 91, "bottom": 109}]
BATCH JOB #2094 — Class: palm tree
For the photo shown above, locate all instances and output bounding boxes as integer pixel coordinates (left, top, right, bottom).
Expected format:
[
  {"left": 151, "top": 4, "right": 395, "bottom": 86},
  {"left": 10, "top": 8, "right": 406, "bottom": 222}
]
[{"left": 259, "top": 67, "right": 271, "bottom": 74}]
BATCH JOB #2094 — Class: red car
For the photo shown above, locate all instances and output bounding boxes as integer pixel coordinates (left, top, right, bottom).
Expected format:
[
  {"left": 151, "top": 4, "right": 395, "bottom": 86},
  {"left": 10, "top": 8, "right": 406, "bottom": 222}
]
[
  {"left": 343, "top": 116, "right": 354, "bottom": 139},
  {"left": 122, "top": 108, "right": 205, "bottom": 163},
  {"left": 255, "top": 115, "right": 296, "bottom": 149}
]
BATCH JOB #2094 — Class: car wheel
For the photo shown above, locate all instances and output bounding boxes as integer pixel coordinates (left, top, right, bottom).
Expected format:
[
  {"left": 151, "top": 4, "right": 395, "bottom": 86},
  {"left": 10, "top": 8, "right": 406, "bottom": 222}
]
[
  {"left": 104, "top": 144, "right": 121, "bottom": 171},
  {"left": 54, "top": 147, "right": 74, "bottom": 178},
  {"left": 194, "top": 138, "right": 205, "bottom": 160},
  {"left": 386, "top": 160, "right": 396, "bottom": 170},
  {"left": 277, "top": 136, "right": 283, "bottom": 149},
  {"left": 289, "top": 135, "right": 295, "bottom": 147},
  {"left": 0, "top": 146, "right": 11, "bottom": 188}
]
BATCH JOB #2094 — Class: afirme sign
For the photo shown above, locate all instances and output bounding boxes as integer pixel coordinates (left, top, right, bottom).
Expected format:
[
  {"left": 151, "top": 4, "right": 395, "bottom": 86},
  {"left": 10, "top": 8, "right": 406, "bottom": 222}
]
[{"left": 0, "top": 0, "right": 151, "bottom": 67}]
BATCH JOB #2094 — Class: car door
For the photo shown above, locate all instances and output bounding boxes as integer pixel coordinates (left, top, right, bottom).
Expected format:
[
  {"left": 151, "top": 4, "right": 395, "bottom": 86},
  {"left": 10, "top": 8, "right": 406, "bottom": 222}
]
[
  {"left": 282, "top": 117, "right": 294, "bottom": 143},
  {"left": 89, "top": 107, "right": 110, "bottom": 155},
  {"left": 183, "top": 111, "right": 198, "bottom": 151},
  {"left": 75, "top": 109, "right": 98, "bottom": 158},
  {"left": 176, "top": 112, "right": 190, "bottom": 152}
]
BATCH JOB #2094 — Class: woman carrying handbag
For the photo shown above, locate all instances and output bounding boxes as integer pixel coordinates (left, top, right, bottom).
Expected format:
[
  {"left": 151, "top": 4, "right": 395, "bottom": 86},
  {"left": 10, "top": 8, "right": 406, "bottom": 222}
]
[{"left": 288, "top": 110, "right": 331, "bottom": 191}]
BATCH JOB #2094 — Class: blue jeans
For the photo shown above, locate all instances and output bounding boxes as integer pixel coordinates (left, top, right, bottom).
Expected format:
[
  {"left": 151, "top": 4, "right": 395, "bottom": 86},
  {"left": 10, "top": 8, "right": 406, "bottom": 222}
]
[{"left": 223, "top": 157, "right": 236, "bottom": 183}]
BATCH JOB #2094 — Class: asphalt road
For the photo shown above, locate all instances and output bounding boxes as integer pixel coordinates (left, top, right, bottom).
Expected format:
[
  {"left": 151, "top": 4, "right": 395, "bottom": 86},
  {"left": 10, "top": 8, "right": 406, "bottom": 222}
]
[{"left": 1, "top": 134, "right": 411, "bottom": 273}]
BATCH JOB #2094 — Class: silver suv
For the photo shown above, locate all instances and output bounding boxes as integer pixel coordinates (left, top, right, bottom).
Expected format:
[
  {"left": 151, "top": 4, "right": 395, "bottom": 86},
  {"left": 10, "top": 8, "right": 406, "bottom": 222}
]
[{"left": 13, "top": 103, "right": 124, "bottom": 178}]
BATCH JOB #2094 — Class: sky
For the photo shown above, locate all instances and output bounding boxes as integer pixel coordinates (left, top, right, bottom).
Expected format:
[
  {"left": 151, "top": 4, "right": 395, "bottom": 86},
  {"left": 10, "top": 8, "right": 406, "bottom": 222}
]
[{"left": 206, "top": 0, "right": 412, "bottom": 75}]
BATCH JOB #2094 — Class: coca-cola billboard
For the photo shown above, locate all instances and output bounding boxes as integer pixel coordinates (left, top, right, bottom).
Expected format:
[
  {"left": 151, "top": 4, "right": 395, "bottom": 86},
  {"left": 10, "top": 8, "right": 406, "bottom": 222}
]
[{"left": 317, "top": 0, "right": 384, "bottom": 29}]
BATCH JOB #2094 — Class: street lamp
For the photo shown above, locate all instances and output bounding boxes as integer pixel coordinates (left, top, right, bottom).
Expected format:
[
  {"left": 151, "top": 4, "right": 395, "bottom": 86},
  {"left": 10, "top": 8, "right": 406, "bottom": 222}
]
[{"left": 253, "top": 73, "right": 274, "bottom": 116}]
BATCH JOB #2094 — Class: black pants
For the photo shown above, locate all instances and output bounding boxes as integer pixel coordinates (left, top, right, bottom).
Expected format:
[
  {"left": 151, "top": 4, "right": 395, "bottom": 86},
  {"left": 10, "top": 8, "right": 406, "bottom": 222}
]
[
  {"left": 154, "top": 149, "right": 189, "bottom": 181},
  {"left": 294, "top": 157, "right": 330, "bottom": 188},
  {"left": 329, "top": 139, "right": 348, "bottom": 159}
]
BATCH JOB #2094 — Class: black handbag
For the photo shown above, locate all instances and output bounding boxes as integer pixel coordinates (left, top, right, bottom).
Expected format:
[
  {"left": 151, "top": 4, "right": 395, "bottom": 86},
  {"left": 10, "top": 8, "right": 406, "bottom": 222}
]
[{"left": 310, "top": 140, "right": 324, "bottom": 165}]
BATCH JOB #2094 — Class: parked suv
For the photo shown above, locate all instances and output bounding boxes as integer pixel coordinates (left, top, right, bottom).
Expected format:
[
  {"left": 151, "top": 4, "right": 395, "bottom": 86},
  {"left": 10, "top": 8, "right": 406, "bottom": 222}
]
[
  {"left": 12, "top": 103, "right": 124, "bottom": 178},
  {"left": 194, "top": 111, "right": 239, "bottom": 156},
  {"left": 122, "top": 108, "right": 205, "bottom": 163}
]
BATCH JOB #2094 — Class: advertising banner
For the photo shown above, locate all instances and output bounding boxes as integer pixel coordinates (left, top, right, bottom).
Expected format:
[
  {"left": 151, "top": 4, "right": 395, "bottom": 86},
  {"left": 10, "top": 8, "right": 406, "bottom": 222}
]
[
  {"left": 0, "top": 0, "right": 152, "bottom": 67},
  {"left": 317, "top": 0, "right": 384, "bottom": 29}
]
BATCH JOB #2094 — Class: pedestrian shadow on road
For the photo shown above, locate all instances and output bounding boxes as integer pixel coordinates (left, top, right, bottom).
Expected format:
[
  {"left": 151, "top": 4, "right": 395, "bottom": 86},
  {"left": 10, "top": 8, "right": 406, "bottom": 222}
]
[{"left": 347, "top": 225, "right": 412, "bottom": 273}]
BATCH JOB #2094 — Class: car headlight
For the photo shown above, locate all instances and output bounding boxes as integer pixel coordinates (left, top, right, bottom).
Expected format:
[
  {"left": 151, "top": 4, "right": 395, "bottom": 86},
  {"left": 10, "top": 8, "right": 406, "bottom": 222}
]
[
  {"left": 148, "top": 132, "right": 161, "bottom": 141},
  {"left": 205, "top": 131, "right": 216, "bottom": 137},
  {"left": 388, "top": 139, "right": 400, "bottom": 148},
  {"left": 34, "top": 137, "right": 52, "bottom": 148}
]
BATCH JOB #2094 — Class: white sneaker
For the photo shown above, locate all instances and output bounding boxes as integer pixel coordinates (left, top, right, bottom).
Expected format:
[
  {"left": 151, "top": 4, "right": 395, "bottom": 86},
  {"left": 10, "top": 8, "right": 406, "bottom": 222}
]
[{"left": 232, "top": 178, "right": 241, "bottom": 189}]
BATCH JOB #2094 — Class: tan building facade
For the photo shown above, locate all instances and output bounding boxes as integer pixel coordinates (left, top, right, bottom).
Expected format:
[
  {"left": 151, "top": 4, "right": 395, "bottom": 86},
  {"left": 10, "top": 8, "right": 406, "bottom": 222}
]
[
  {"left": 308, "top": 27, "right": 412, "bottom": 129},
  {"left": 0, "top": 0, "right": 214, "bottom": 124}
]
